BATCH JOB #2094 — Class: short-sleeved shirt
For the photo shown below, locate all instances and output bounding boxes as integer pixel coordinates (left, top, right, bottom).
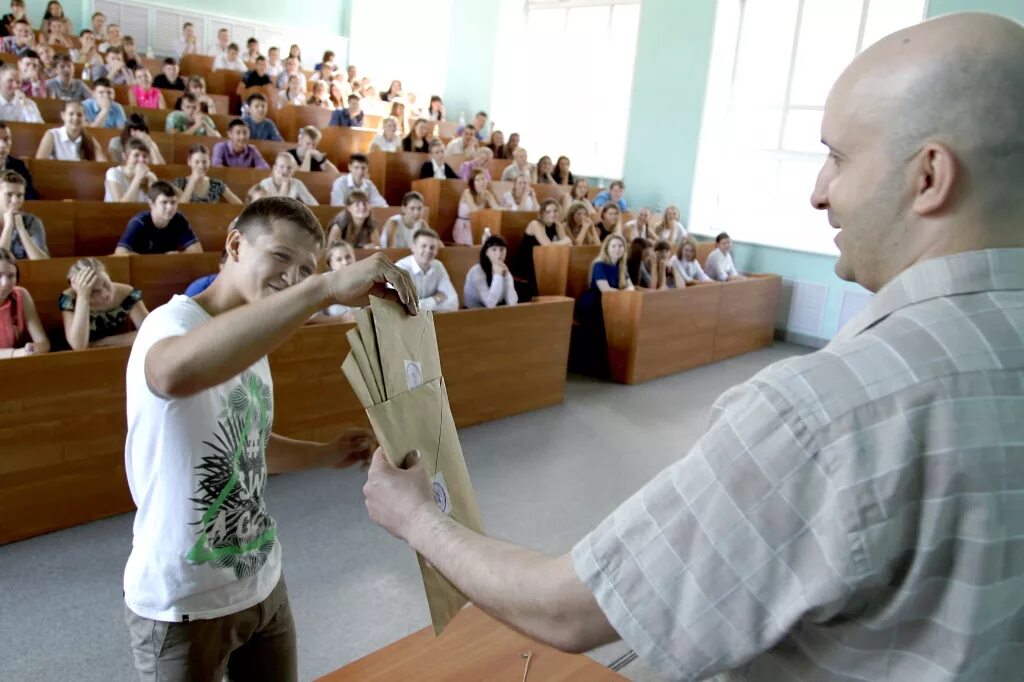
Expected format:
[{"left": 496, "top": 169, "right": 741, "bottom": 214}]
[
  {"left": 211, "top": 142, "right": 269, "bottom": 169},
  {"left": 164, "top": 110, "right": 218, "bottom": 136},
  {"left": 104, "top": 166, "right": 147, "bottom": 203},
  {"left": 572, "top": 249, "right": 1024, "bottom": 682},
  {"left": 173, "top": 176, "right": 227, "bottom": 203},
  {"left": 58, "top": 287, "right": 142, "bottom": 343},
  {"left": 117, "top": 211, "right": 198, "bottom": 254},
  {"left": 243, "top": 116, "right": 283, "bottom": 142},
  {"left": 241, "top": 71, "right": 271, "bottom": 88},
  {"left": 6, "top": 213, "right": 48, "bottom": 259},
  {"left": 82, "top": 98, "right": 127, "bottom": 128},
  {"left": 45, "top": 77, "right": 91, "bottom": 102},
  {"left": 590, "top": 261, "right": 621, "bottom": 289},
  {"left": 287, "top": 148, "right": 325, "bottom": 172},
  {"left": 329, "top": 108, "right": 363, "bottom": 127},
  {"left": 152, "top": 74, "right": 186, "bottom": 90}
]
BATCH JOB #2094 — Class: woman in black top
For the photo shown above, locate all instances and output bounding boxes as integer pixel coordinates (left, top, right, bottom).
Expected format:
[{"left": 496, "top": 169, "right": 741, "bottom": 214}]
[
  {"left": 594, "top": 204, "right": 622, "bottom": 243},
  {"left": 380, "top": 79, "right": 403, "bottom": 102},
  {"left": 402, "top": 119, "right": 431, "bottom": 153},
  {"left": 511, "top": 199, "right": 571, "bottom": 301},
  {"left": 551, "top": 155, "right": 575, "bottom": 185}
]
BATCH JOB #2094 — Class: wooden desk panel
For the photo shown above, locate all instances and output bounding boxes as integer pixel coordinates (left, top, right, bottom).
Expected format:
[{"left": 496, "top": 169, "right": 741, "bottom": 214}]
[
  {"left": 6, "top": 122, "right": 174, "bottom": 162},
  {"left": 411, "top": 178, "right": 465, "bottom": 243},
  {"left": 372, "top": 150, "right": 431, "bottom": 208},
  {"left": 130, "top": 252, "right": 223, "bottom": 308},
  {"left": 568, "top": 246, "right": 601, "bottom": 299},
  {"left": 469, "top": 209, "right": 534, "bottom": 256},
  {"left": 317, "top": 606, "right": 624, "bottom": 682},
  {"left": 276, "top": 105, "right": 333, "bottom": 141},
  {"left": 436, "top": 246, "right": 479, "bottom": 301},
  {"left": 180, "top": 54, "right": 215, "bottom": 77},
  {"left": 27, "top": 201, "right": 75, "bottom": 257},
  {"left": 711, "top": 275, "right": 781, "bottom": 361},
  {"left": 319, "top": 127, "right": 377, "bottom": 173},
  {"left": 534, "top": 245, "right": 571, "bottom": 297},
  {"left": 697, "top": 241, "right": 715, "bottom": 267}
]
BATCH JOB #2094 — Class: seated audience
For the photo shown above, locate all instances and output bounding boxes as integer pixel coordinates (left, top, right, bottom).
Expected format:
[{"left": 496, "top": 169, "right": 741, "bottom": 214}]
[
  {"left": 561, "top": 178, "right": 597, "bottom": 220},
  {"left": 114, "top": 182, "right": 200, "bottom": 255},
  {"left": 626, "top": 237, "right": 655, "bottom": 288},
  {"left": 174, "top": 21, "right": 198, "bottom": 59},
  {"left": 41, "top": 2, "right": 73, "bottom": 31},
  {"left": 72, "top": 30, "right": 102, "bottom": 74},
  {"left": 488, "top": 130, "right": 509, "bottom": 159},
  {"left": 42, "top": 15, "right": 71, "bottom": 49},
  {"left": 655, "top": 204, "right": 688, "bottom": 244},
  {"left": 594, "top": 204, "right": 623, "bottom": 243},
  {"left": 184, "top": 250, "right": 227, "bottom": 298},
  {"left": 454, "top": 169, "right": 501, "bottom": 245},
  {"left": 152, "top": 58, "right": 185, "bottom": 90},
  {"left": 290, "top": 126, "right": 339, "bottom": 173},
  {"left": 590, "top": 234, "right": 632, "bottom": 292},
  {"left": 18, "top": 50, "right": 46, "bottom": 97},
  {"left": 122, "top": 36, "right": 140, "bottom": 71},
  {"left": 380, "top": 191, "right": 428, "bottom": 248},
  {"left": 92, "top": 46, "right": 133, "bottom": 85},
  {"left": 90, "top": 12, "right": 105, "bottom": 36},
  {"left": 670, "top": 237, "right": 712, "bottom": 284},
  {"left": 651, "top": 240, "right": 684, "bottom": 289},
  {"left": 0, "top": 247, "right": 48, "bottom": 357},
  {"left": 386, "top": 101, "right": 406, "bottom": 134},
  {"left": 445, "top": 125, "right": 478, "bottom": 156},
  {"left": 504, "top": 131, "right": 520, "bottom": 157},
  {"left": 243, "top": 93, "right": 282, "bottom": 141},
  {"left": 1, "top": 18, "right": 34, "bottom": 57},
  {"left": 535, "top": 156, "right": 556, "bottom": 184},
  {"left": 402, "top": 118, "right": 431, "bottom": 153},
  {"left": 0, "top": 122, "right": 36, "bottom": 198},
  {"left": 370, "top": 116, "right": 402, "bottom": 153},
  {"left": 564, "top": 200, "right": 601, "bottom": 246},
  {"left": 419, "top": 140, "right": 458, "bottom": 179},
  {"left": 275, "top": 55, "right": 306, "bottom": 91},
  {"left": 108, "top": 113, "right": 164, "bottom": 164},
  {"left": 179, "top": 75, "right": 216, "bottom": 113},
  {"left": 551, "top": 155, "right": 575, "bottom": 185},
  {"left": 212, "top": 119, "right": 269, "bottom": 169},
  {"left": 395, "top": 228, "right": 458, "bottom": 312},
  {"left": 128, "top": 66, "right": 164, "bottom": 109},
  {"left": 380, "top": 79, "right": 402, "bottom": 102},
  {"left": 593, "top": 180, "right": 628, "bottom": 211},
  {"left": 0, "top": 64, "right": 42, "bottom": 122},
  {"left": 464, "top": 235, "right": 518, "bottom": 309},
  {"left": 174, "top": 144, "right": 241, "bottom": 204},
  {"left": 625, "top": 207, "right": 657, "bottom": 242},
  {"left": 458, "top": 147, "right": 493, "bottom": 181},
  {"left": 426, "top": 95, "right": 445, "bottom": 121},
  {"left": 458, "top": 111, "right": 489, "bottom": 141},
  {"left": 308, "top": 241, "right": 358, "bottom": 323},
  {"left": 573, "top": 233, "right": 632, "bottom": 376},
  {"left": 213, "top": 42, "right": 246, "bottom": 72},
  {"left": 314, "top": 50, "right": 339, "bottom": 79},
  {"left": 258, "top": 152, "right": 317, "bottom": 205},
  {"left": 306, "top": 80, "right": 332, "bottom": 109},
  {"left": 511, "top": 199, "right": 572, "bottom": 300},
  {"left": 501, "top": 173, "right": 538, "bottom": 211},
  {"left": 0, "top": 1, "right": 25, "bottom": 38},
  {"left": 500, "top": 147, "right": 534, "bottom": 182},
  {"left": 0, "top": 171, "right": 46, "bottom": 259},
  {"left": 37, "top": 45, "right": 56, "bottom": 78},
  {"left": 326, "top": 190, "right": 378, "bottom": 247},
  {"left": 328, "top": 81, "right": 349, "bottom": 109},
  {"left": 289, "top": 44, "right": 302, "bottom": 64},
  {"left": 36, "top": 101, "right": 103, "bottom": 161},
  {"left": 330, "top": 93, "right": 364, "bottom": 127},
  {"left": 165, "top": 93, "right": 219, "bottom": 137},
  {"left": 45, "top": 52, "right": 90, "bottom": 101},
  {"left": 98, "top": 23, "right": 124, "bottom": 53},
  {"left": 705, "top": 231, "right": 745, "bottom": 281},
  {"left": 330, "top": 153, "right": 386, "bottom": 207},
  {"left": 239, "top": 55, "right": 271, "bottom": 93},
  {"left": 244, "top": 37, "right": 261, "bottom": 66},
  {"left": 60, "top": 257, "right": 148, "bottom": 350},
  {"left": 265, "top": 47, "right": 283, "bottom": 80},
  {"left": 83, "top": 78, "right": 126, "bottom": 129},
  {"left": 207, "top": 27, "right": 229, "bottom": 60},
  {"left": 104, "top": 138, "right": 157, "bottom": 202},
  {"left": 278, "top": 74, "right": 306, "bottom": 108}
]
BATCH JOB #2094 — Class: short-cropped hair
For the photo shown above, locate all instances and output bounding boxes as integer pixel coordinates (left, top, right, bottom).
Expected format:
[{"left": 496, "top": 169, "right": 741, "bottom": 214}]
[
  {"left": 235, "top": 197, "right": 324, "bottom": 247},
  {"left": 715, "top": 232, "right": 730, "bottom": 244},
  {"left": 413, "top": 227, "right": 439, "bottom": 243},
  {"left": 348, "top": 153, "right": 369, "bottom": 166},
  {"left": 147, "top": 180, "right": 177, "bottom": 202},
  {"left": 0, "top": 169, "right": 26, "bottom": 186},
  {"left": 401, "top": 191, "right": 424, "bottom": 206},
  {"left": 609, "top": 180, "right": 624, "bottom": 191}
]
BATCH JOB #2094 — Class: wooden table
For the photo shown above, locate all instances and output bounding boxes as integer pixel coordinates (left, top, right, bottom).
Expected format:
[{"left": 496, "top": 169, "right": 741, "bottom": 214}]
[{"left": 316, "top": 606, "right": 626, "bottom": 681}]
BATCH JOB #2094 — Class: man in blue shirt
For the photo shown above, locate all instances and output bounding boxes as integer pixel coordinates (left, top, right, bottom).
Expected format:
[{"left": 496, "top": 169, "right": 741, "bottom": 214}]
[
  {"left": 329, "top": 93, "right": 364, "bottom": 127},
  {"left": 243, "top": 93, "right": 283, "bottom": 141},
  {"left": 83, "top": 78, "right": 126, "bottom": 129},
  {"left": 593, "top": 180, "right": 628, "bottom": 212},
  {"left": 114, "top": 181, "right": 202, "bottom": 255}
]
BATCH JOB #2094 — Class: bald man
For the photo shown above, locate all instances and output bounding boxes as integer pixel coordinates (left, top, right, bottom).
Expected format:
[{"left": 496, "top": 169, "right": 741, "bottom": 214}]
[{"left": 364, "top": 13, "right": 1024, "bottom": 681}]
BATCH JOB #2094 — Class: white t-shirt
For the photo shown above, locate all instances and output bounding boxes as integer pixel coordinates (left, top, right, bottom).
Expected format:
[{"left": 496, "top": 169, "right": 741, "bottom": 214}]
[
  {"left": 104, "top": 166, "right": 147, "bottom": 202},
  {"left": 123, "top": 295, "right": 281, "bottom": 622}
]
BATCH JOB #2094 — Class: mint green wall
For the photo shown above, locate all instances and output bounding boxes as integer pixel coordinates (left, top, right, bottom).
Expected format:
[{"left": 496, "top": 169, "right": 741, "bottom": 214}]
[
  {"left": 443, "top": 0, "right": 500, "bottom": 126},
  {"left": 928, "top": 0, "right": 1024, "bottom": 21}
]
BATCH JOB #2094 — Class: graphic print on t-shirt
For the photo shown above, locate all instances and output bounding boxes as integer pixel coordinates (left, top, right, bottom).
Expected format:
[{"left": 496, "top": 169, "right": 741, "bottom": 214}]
[{"left": 187, "top": 369, "right": 276, "bottom": 578}]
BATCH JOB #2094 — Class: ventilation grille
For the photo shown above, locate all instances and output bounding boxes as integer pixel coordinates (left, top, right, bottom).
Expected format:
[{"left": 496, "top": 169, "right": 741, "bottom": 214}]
[{"left": 776, "top": 278, "right": 828, "bottom": 337}]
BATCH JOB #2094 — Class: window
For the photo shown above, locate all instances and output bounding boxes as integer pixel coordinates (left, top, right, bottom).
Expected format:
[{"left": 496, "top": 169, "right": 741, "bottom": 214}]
[
  {"left": 689, "top": 0, "right": 927, "bottom": 255},
  {"left": 490, "top": 0, "right": 641, "bottom": 179}
]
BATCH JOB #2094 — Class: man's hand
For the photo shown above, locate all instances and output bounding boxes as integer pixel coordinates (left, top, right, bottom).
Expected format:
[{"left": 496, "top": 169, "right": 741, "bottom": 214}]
[
  {"left": 322, "top": 427, "right": 376, "bottom": 469},
  {"left": 363, "top": 448, "right": 438, "bottom": 542},
  {"left": 433, "top": 290, "right": 447, "bottom": 304},
  {"left": 321, "top": 252, "right": 418, "bottom": 315}
]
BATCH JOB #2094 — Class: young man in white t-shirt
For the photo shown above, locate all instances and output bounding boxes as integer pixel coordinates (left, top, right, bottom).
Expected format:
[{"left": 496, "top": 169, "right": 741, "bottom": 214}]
[{"left": 123, "top": 196, "right": 418, "bottom": 681}]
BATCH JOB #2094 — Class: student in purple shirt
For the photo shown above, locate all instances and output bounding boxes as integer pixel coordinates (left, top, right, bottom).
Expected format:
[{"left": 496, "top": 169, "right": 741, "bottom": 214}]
[{"left": 211, "top": 119, "right": 270, "bottom": 169}]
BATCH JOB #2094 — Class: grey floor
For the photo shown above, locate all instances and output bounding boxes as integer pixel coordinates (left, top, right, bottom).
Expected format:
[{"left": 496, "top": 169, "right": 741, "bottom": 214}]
[{"left": 0, "top": 343, "right": 806, "bottom": 682}]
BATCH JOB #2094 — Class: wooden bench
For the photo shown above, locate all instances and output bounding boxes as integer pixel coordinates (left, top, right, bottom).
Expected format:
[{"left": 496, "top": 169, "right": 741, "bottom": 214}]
[
  {"left": 375, "top": 154, "right": 513, "bottom": 211},
  {"left": 110, "top": 85, "right": 230, "bottom": 117},
  {"left": 0, "top": 295, "right": 574, "bottom": 544},
  {"left": 468, "top": 209, "right": 535, "bottom": 256}
]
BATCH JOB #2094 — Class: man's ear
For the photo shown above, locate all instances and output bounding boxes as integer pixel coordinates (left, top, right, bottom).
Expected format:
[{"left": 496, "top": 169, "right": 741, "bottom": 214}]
[
  {"left": 910, "top": 142, "right": 958, "bottom": 216},
  {"left": 225, "top": 228, "right": 243, "bottom": 261}
]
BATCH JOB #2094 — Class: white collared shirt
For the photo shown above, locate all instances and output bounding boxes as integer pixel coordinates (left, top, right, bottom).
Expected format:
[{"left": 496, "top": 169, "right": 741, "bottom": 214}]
[
  {"left": 0, "top": 92, "right": 42, "bottom": 123},
  {"left": 329, "top": 174, "right": 387, "bottom": 207},
  {"left": 47, "top": 126, "right": 83, "bottom": 161},
  {"left": 394, "top": 255, "right": 459, "bottom": 311},
  {"left": 704, "top": 247, "right": 738, "bottom": 281},
  {"left": 431, "top": 159, "right": 448, "bottom": 179}
]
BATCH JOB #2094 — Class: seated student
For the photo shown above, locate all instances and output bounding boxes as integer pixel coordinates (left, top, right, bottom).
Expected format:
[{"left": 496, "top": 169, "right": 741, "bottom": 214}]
[
  {"left": 212, "top": 42, "right": 247, "bottom": 72},
  {"left": 0, "top": 64, "right": 42, "bottom": 122},
  {"left": 212, "top": 119, "right": 269, "bottom": 169},
  {"left": 174, "top": 21, "right": 198, "bottom": 59},
  {"left": 535, "top": 155, "right": 556, "bottom": 185},
  {"left": 326, "top": 190, "right": 378, "bottom": 247},
  {"left": 60, "top": 257, "right": 148, "bottom": 350},
  {"left": 1, "top": 18, "right": 34, "bottom": 57},
  {"left": 42, "top": 15, "right": 72, "bottom": 50},
  {"left": 592, "top": 179, "right": 628, "bottom": 211},
  {"left": 503, "top": 131, "right": 521, "bottom": 159},
  {"left": 330, "top": 93, "right": 364, "bottom": 127},
  {"left": 704, "top": 231, "right": 745, "bottom": 281},
  {"left": 380, "top": 191, "right": 429, "bottom": 248},
  {"left": 184, "top": 250, "right": 227, "bottom": 298},
  {"left": 307, "top": 241, "right": 359, "bottom": 324},
  {"left": 655, "top": 204, "right": 688, "bottom": 245},
  {"left": 464, "top": 235, "right": 518, "bottom": 309},
  {"left": 73, "top": 30, "right": 103, "bottom": 76},
  {"left": 305, "top": 79, "right": 333, "bottom": 109},
  {"left": 35, "top": 100, "right": 103, "bottom": 161},
  {"left": 238, "top": 55, "right": 271, "bottom": 95},
  {"left": 289, "top": 126, "right": 338, "bottom": 173},
  {"left": 37, "top": 44, "right": 57, "bottom": 78},
  {"left": 564, "top": 200, "right": 601, "bottom": 246},
  {"left": 258, "top": 152, "right": 317, "bottom": 205},
  {"left": 401, "top": 118, "right": 431, "bottom": 153},
  {"left": 128, "top": 66, "right": 164, "bottom": 109},
  {"left": 560, "top": 177, "right": 597, "bottom": 220},
  {"left": 108, "top": 114, "right": 164, "bottom": 164},
  {"left": 510, "top": 199, "right": 572, "bottom": 300},
  {"left": 264, "top": 46, "right": 283, "bottom": 80},
  {"left": 243, "top": 37, "right": 261, "bottom": 66},
  {"left": 670, "top": 237, "right": 712, "bottom": 284},
  {"left": 122, "top": 36, "right": 141, "bottom": 71},
  {"left": 380, "top": 79, "right": 402, "bottom": 102},
  {"left": 445, "top": 125, "right": 478, "bottom": 156},
  {"left": 453, "top": 168, "right": 501, "bottom": 245},
  {"left": 624, "top": 207, "right": 657, "bottom": 242},
  {"left": 590, "top": 234, "right": 633, "bottom": 293},
  {"left": 626, "top": 237, "right": 655, "bottom": 288},
  {"left": 207, "top": 27, "right": 229, "bottom": 60},
  {"left": 457, "top": 111, "right": 488, "bottom": 141},
  {"left": 45, "top": 52, "right": 90, "bottom": 102},
  {"left": 0, "top": 122, "right": 37, "bottom": 198},
  {"left": 313, "top": 50, "right": 339, "bottom": 79},
  {"left": 83, "top": 78, "right": 126, "bottom": 129},
  {"left": 92, "top": 46, "right": 134, "bottom": 86},
  {"left": 552, "top": 155, "right": 575, "bottom": 186},
  {"left": 165, "top": 93, "right": 219, "bottom": 137},
  {"left": 501, "top": 173, "right": 538, "bottom": 212},
  {"left": 242, "top": 93, "right": 282, "bottom": 141},
  {"left": 152, "top": 58, "right": 185, "bottom": 91},
  {"left": 18, "top": 50, "right": 46, "bottom": 97},
  {"left": 419, "top": 140, "right": 458, "bottom": 179},
  {"left": 458, "top": 146, "right": 493, "bottom": 181},
  {"left": 278, "top": 74, "right": 306, "bottom": 108},
  {"left": 572, "top": 233, "right": 633, "bottom": 377},
  {"left": 275, "top": 55, "right": 306, "bottom": 91},
  {"left": 395, "top": 227, "right": 458, "bottom": 312},
  {"left": 594, "top": 203, "right": 623, "bottom": 243},
  {"left": 114, "top": 181, "right": 201, "bottom": 255},
  {"left": 179, "top": 75, "right": 216, "bottom": 114},
  {"left": 90, "top": 12, "right": 105, "bottom": 36},
  {"left": 104, "top": 138, "right": 156, "bottom": 202},
  {"left": 0, "top": 171, "right": 46, "bottom": 259},
  {"left": 0, "top": 247, "right": 48, "bottom": 357},
  {"left": 174, "top": 143, "right": 241, "bottom": 204},
  {"left": 500, "top": 147, "right": 534, "bottom": 182},
  {"left": 426, "top": 95, "right": 445, "bottom": 121},
  {"left": 488, "top": 129, "right": 507, "bottom": 158},
  {"left": 370, "top": 116, "right": 402, "bottom": 153},
  {"left": 330, "top": 153, "right": 386, "bottom": 207},
  {"left": 98, "top": 23, "right": 124, "bottom": 54},
  {"left": 650, "top": 240, "right": 684, "bottom": 289}
]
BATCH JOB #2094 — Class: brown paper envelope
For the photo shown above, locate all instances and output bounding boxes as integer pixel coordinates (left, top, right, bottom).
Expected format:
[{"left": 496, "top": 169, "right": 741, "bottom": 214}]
[
  {"left": 366, "top": 377, "right": 484, "bottom": 634},
  {"left": 341, "top": 354, "right": 374, "bottom": 408},
  {"left": 355, "top": 307, "right": 386, "bottom": 400},
  {"left": 369, "top": 297, "right": 442, "bottom": 399},
  {"left": 346, "top": 328, "right": 383, "bottom": 405}
]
